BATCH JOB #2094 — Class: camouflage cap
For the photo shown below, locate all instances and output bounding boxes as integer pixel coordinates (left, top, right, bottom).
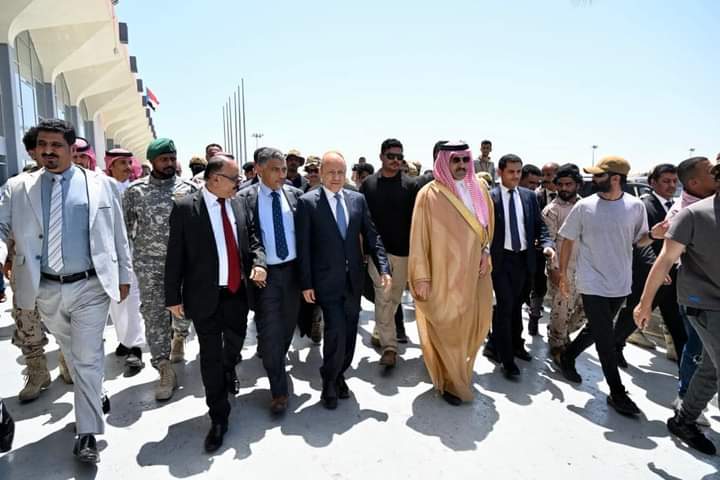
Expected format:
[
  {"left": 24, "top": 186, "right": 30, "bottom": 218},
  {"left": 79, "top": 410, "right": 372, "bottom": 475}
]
[
  {"left": 286, "top": 149, "right": 305, "bottom": 165},
  {"left": 147, "top": 138, "right": 176, "bottom": 161},
  {"left": 305, "top": 155, "right": 321, "bottom": 170}
]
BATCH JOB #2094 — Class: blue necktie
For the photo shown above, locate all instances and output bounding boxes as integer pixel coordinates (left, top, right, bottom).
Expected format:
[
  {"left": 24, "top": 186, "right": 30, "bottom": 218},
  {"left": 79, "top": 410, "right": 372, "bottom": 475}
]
[
  {"left": 508, "top": 189, "right": 521, "bottom": 252},
  {"left": 335, "top": 193, "right": 347, "bottom": 239},
  {"left": 271, "top": 191, "right": 288, "bottom": 260}
]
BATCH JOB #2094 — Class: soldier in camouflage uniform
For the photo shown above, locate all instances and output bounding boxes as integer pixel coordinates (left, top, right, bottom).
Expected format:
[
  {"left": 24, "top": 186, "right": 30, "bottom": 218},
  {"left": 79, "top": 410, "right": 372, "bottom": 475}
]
[
  {"left": 123, "top": 138, "right": 197, "bottom": 400},
  {"left": 541, "top": 164, "right": 586, "bottom": 366}
]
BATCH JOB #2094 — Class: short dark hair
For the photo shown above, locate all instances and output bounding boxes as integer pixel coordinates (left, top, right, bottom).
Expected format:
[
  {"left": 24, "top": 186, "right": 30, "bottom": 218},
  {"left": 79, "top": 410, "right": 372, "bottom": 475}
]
[
  {"left": 381, "top": 138, "right": 403, "bottom": 155},
  {"left": 498, "top": 154, "right": 522, "bottom": 170},
  {"left": 253, "top": 147, "right": 268, "bottom": 163},
  {"left": 648, "top": 163, "right": 677, "bottom": 183},
  {"left": 432, "top": 140, "right": 449, "bottom": 163},
  {"left": 481, "top": 140, "right": 492, "bottom": 147},
  {"left": 256, "top": 147, "right": 284, "bottom": 166},
  {"left": 521, "top": 164, "right": 542, "bottom": 179},
  {"left": 205, "top": 143, "right": 222, "bottom": 154},
  {"left": 22, "top": 127, "right": 39, "bottom": 152},
  {"left": 242, "top": 161, "right": 255, "bottom": 172},
  {"left": 355, "top": 163, "right": 374, "bottom": 176},
  {"left": 677, "top": 157, "right": 708, "bottom": 187},
  {"left": 36, "top": 118, "right": 75, "bottom": 146},
  {"left": 554, "top": 163, "right": 583, "bottom": 185},
  {"left": 204, "top": 155, "right": 232, "bottom": 180}
]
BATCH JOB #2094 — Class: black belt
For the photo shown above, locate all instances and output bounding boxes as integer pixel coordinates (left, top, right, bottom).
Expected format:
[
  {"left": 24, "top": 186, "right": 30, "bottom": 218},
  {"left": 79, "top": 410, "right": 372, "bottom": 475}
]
[
  {"left": 41, "top": 269, "right": 96, "bottom": 284},
  {"left": 503, "top": 249, "right": 528, "bottom": 256},
  {"left": 267, "top": 260, "right": 296, "bottom": 269}
]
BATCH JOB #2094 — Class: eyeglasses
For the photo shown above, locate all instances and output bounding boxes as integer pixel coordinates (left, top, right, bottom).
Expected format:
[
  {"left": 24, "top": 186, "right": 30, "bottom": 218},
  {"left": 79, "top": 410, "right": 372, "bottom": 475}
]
[
  {"left": 450, "top": 156, "right": 471, "bottom": 164},
  {"left": 385, "top": 153, "right": 404, "bottom": 161},
  {"left": 214, "top": 172, "right": 240, "bottom": 183},
  {"left": 306, "top": 168, "right": 319, "bottom": 174}
]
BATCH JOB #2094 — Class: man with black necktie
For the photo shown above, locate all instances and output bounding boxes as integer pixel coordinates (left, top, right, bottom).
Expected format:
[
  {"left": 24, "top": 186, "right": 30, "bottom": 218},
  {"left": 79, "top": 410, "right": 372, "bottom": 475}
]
[
  {"left": 614, "top": 163, "right": 686, "bottom": 368},
  {"left": 485, "top": 154, "right": 554, "bottom": 379},
  {"left": 296, "top": 151, "right": 391, "bottom": 410},
  {"left": 240, "top": 147, "right": 303, "bottom": 415},
  {"left": 165, "top": 155, "right": 267, "bottom": 453}
]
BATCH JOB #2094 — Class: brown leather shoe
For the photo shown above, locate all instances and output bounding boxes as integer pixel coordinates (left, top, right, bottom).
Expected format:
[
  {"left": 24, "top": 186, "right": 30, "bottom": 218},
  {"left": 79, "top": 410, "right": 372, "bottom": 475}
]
[
  {"left": 379, "top": 350, "right": 397, "bottom": 368},
  {"left": 270, "top": 395, "right": 288, "bottom": 415}
]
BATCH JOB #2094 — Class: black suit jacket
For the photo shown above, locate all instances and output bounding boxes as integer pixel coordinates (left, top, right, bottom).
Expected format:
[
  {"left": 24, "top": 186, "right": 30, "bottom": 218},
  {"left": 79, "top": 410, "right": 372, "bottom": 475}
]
[
  {"left": 164, "top": 190, "right": 266, "bottom": 319},
  {"left": 296, "top": 188, "right": 390, "bottom": 305},
  {"left": 490, "top": 185, "right": 553, "bottom": 274},
  {"left": 641, "top": 193, "right": 669, "bottom": 258}
]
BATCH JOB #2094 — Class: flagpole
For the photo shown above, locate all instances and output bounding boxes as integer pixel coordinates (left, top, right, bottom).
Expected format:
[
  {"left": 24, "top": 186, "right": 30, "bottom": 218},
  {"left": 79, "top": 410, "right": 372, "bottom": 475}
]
[
  {"left": 227, "top": 97, "right": 234, "bottom": 157},
  {"left": 236, "top": 84, "right": 243, "bottom": 164},
  {"left": 241, "top": 78, "right": 248, "bottom": 164},
  {"left": 222, "top": 105, "right": 227, "bottom": 151}
]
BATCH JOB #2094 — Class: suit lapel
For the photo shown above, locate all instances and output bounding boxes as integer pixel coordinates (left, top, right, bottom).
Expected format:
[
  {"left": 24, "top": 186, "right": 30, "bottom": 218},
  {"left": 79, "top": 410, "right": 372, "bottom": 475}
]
[
  {"left": 281, "top": 186, "right": 298, "bottom": 212},
  {"left": 86, "top": 168, "right": 100, "bottom": 227},
  {"left": 24, "top": 170, "right": 44, "bottom": 227},
  {"left": 230, "top": 196, "right": 244, "bottom": 246},
  {"left": 343, "top": 190, "right": 356, "bottom": 231},
  {"left": 319, "top": 188, "right": 344, "bottom": 241}
]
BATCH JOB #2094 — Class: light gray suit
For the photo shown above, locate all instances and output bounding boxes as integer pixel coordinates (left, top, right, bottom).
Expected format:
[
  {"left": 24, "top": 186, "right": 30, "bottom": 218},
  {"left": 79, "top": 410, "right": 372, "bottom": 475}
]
[{"left": 0, "top": 167, "right": 132, "bottom": 435}]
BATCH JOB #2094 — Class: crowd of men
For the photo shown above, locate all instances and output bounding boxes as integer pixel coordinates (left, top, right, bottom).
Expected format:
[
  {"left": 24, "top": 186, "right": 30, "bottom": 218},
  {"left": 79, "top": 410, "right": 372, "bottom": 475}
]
[{"left": 0, "top": 118, "right": 718, "bottom": 461}]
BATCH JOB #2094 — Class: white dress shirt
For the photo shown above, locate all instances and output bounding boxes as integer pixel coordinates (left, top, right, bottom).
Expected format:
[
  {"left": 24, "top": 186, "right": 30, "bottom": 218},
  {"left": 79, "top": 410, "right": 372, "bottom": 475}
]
[
  {"left": 501, "top": 183, "right": 527, "bottom": 251},
  {"left": 323, "top": 186, "right": 349, "bottom": 224},
  {"left": 202, "top": 188, "right": 239, "bottom": 287},
  {"left": 454, "top": 180, "right": 476, "bottom": 214},
  {"left": 652, "top": 191, "right": 673, "bottom": 212}
]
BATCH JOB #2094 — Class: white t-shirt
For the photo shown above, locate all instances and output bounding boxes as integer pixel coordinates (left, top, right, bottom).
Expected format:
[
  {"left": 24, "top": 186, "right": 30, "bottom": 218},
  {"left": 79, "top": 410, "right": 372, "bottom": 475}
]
[{"left": 559, "top": 193, "right": 648, "bottom": 297}]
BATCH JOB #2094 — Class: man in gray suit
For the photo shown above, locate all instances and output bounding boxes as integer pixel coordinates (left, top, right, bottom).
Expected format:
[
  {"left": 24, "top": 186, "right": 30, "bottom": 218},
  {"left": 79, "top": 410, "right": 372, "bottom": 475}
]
[{"left": 0, "top": 119, "right": 132, "bottom": 463}]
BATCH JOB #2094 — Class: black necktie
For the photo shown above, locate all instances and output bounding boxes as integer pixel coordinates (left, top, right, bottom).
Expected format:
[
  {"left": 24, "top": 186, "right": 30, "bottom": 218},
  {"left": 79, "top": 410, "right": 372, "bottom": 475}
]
[
  {"left": 509, "top": 190, "right": 521, "bottom": 252},
  {"left": 665, "top": 200, "right": 673, "bottom": 210}
]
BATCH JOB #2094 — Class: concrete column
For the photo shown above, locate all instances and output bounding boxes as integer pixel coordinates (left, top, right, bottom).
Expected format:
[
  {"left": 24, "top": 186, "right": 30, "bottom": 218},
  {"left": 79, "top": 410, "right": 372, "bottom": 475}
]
[
  {"left": 0, "top": 43, "right": 23, "bottom": 183},
  {"left": 40, "top": 82, "right": 53, "bottom": 119}
]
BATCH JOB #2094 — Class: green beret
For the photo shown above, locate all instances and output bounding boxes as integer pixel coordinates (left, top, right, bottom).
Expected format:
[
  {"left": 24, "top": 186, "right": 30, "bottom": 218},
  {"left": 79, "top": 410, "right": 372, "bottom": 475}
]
[{"left": 147, "top": 138, "right": 176, "bottom": 161}]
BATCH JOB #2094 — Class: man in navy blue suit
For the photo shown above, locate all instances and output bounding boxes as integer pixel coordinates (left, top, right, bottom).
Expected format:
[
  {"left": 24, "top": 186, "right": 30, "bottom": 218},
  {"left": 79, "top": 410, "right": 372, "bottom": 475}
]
[
  {"left": 485, "top": 154, "right": 554, "bottom": 379},
  {"left": 296, "top": 151, "right": 391, "bottom": 410}
]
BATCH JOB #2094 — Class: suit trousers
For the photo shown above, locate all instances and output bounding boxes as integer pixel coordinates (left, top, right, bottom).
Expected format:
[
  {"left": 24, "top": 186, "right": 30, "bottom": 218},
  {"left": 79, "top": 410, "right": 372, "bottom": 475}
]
[
  {"left": 680, "top": 308, "right": 720, "bottom": 421},
  {"left": 35, "top": 275, "right": 110, "bottom": 435},
  {"left": 256, "top": 261, "right": 301, "bottom": 398},
  {"left": 615, "top": 268, "right": 686, "bottom": 367},
  {"left": 193, "top": 287, "right": 249, "bottom": 425},
  {"left": 491, "top": 250, "right": 529, "bottom": 366},
  {"left": 319, "top": 282, "right": 360, "bottom": 397},
  {"left": 108, "top": 269, "right": 145, "bottom": 348},
  {"left": 528, "top": 251, "right": 548, "bottom": 319},
  {"left": 369, "top": 254, "right": 408, "bottom": 353},
  {"left": 565, "top": 295, "right": 626, "bottom": 395}
]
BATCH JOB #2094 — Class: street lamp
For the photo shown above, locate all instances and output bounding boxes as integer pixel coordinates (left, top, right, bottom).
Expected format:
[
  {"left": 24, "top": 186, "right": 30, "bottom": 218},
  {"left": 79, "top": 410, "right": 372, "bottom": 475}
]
[
  {"left": 591, "top": 145, "right": 598, "bottom": 166},
  {"left": 689, "top": 147, "right": 695, "bottom": 157},
  {"left": 252, "top": 132, "right": 264, "bottom": 149}
]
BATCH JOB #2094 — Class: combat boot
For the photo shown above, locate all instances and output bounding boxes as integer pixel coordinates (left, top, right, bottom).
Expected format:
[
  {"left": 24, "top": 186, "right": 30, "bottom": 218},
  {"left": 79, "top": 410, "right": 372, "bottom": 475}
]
[
  {"left": 170, "top": 334, "right": 186, "bottom": 363},
  {"left": 155, "top": 360, "right": 177, "bottom": 401},
  {"left": 58, "top": 352, "right": 73, "bottom": 384},
  {"left": 19, "top": 356, "right": 51, "bottom": 402}
]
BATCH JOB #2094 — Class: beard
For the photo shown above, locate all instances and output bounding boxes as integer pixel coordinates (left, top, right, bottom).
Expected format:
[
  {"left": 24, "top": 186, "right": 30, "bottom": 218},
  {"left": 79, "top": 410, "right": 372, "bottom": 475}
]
[
  {"left": 558, "top": 190, "right": 577, "bottom": 201},
  {"left": 592, "top": 177, "right": 612, "bottom": 193}
]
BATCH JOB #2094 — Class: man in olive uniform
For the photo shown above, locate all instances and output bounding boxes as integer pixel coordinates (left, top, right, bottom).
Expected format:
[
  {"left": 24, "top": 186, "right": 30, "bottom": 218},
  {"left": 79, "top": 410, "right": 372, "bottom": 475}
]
[{"left": 123, "top": 138, "right": 197, "bottom": 400}]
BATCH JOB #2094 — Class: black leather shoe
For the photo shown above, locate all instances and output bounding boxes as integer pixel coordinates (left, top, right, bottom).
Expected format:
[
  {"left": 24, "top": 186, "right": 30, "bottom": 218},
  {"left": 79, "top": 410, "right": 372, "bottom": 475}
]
[
  {"left": 115, "top": 343, "right": 130, "bottom": 356},
  {"left": 0, "top": 403, "right": 14, "bottom": 453},
  {"left": 514, "top": 347, "right": 532, "bottom": 362},
  {"left": 502, "top": 362, "right": 520, "bottom": 379},
  {"left": 336, "top": 377, "right": 350, "bottom": 400},
  {"left": 442, "top": 391, "right": 462, "bottom": 406},
  {"left": 204, "top": 423, "right": 227, "bottom": 453},
  {"left": 225, "top": 369, "right": 240, "bottom": 395},
  {"left": 616, "top": 348, "right": 629, "bottom": 369},
  {"left": 73, "top": 434, "right": 99, "bottom": 463},
  {"left": 102, "top": 394, "right": 111, "bottom": 414},
  {"left": 483, "top": 344, "right": 501, "bottom": 364},
  {"left": 528, "top": 316, "right": 540, "bottom": 336}
]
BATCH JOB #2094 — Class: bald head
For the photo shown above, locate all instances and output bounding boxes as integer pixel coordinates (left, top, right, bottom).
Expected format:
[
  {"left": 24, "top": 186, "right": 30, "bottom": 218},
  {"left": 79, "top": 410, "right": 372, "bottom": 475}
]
[
  {"left": 321, "top": 151, "right": 347, "bottom": 193},
  {"left": 542, "top": 162, "right": 560, "bottom": 190}
]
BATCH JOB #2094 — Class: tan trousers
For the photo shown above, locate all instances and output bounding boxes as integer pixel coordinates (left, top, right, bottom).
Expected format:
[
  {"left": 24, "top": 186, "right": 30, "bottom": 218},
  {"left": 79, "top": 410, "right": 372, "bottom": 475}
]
[
  {"left": 547, "top": 269, "right": 586, "bottom": 349},
  {"left": 369, "top": 254, "right": 408, "bottom": 353}
]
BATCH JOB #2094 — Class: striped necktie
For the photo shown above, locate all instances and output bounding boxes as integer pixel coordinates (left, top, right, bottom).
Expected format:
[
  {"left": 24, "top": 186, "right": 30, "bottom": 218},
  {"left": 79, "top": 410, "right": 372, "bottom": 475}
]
[{"left": 48, "top": 175, "right": 64, "bottom": 272}]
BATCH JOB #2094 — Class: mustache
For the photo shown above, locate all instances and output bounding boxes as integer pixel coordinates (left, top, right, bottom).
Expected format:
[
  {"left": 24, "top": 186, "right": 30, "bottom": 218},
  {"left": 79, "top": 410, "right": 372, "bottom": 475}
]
[{"left": 42, "top": 154, "right": 58, "bottom": 159}]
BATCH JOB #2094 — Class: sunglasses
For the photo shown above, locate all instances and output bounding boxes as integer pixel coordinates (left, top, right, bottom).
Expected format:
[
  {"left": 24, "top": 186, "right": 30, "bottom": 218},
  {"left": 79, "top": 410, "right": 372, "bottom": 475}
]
[
  {"left": 385, "top": 153, "right": 404, "bottom": 161},
  {"left": 450, "top": 156, "right": 471, "bottom": 164}
]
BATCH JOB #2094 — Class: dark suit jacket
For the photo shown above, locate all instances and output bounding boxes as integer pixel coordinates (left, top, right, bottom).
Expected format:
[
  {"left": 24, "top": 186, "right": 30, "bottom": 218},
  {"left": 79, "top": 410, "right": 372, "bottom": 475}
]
[
  {"left": 164, "top": 190, "right": 266, "bottom": 319},
  {"left": 239, "top": 183, "right": 304, "bottom": 241},
  {"left": 490, "top": 185, "right": 553, "bottom": 274},
  {"left": 641, "top": 193, "right": 669, "bottom": 258},
  {"left": 296, "top": 187, "right": 389, "bottom": 305}
]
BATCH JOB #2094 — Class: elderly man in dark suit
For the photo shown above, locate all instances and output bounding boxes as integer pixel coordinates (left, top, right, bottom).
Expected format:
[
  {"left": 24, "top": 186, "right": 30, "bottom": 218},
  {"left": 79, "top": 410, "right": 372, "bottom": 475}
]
[
  {"left": 239, "top": 147, "right": 304, "bottom": 415},
  {"left": 484, "top": 154, "right": 554, "bottom": 379},
  {"left": 165, "top": 155, "right": 267, "bottom": 453},
  {"left": 296, "top": 151, "right": 391, "bottom": 410}
]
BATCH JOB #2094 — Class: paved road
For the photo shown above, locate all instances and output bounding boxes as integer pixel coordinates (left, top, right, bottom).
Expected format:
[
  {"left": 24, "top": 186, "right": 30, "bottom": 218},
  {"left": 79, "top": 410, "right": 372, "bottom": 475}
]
[{"left": 0, "top": 292, "right": 718, "bottom": 479}]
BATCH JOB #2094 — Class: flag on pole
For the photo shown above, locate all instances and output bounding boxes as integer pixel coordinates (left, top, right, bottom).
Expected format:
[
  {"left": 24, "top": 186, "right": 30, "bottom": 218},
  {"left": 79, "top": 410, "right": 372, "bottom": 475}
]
[{"left": 146, "top": 88, "right": 160, "bottom": 110}]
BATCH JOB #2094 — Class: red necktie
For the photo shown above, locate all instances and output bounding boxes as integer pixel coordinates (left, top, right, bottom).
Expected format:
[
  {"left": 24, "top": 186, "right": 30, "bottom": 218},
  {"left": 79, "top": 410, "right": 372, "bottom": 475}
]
[{"left": 218, "top": 198, "right": 242, "bottom": 292}]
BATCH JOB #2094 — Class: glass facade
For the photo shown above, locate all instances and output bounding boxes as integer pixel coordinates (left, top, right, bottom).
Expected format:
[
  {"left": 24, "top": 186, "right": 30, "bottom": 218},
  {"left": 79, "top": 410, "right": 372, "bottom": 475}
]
[
  {"left": 54, "top": 74, "right": 72, "bottom": 122},
  {"left": 13, "top": 32, "right": 46, "bottom": 137}
]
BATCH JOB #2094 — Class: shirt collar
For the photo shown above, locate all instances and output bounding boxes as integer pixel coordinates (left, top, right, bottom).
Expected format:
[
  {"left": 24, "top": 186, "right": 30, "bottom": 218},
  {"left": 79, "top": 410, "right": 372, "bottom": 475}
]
[
  {"left": 43, "top": 164, "right": 77, "bottom": 181},
  {"left": 500, "top": 183, "right": 517, "bottom": 195},
  {"left": 652, "top": 190, "right": 673, "bottom": 207},
  {"left": 202, "top": 187, "right": 221, "bottom": 207},
  {"left": 323, "top": 186, "right": 343, "bottom": 200},
  {"left": 258, "top": 181, "right": 282, "bottom": 197}
]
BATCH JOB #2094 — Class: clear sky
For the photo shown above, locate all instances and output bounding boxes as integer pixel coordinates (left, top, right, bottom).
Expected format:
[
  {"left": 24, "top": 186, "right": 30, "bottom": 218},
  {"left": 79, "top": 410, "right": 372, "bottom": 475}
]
[{"left": 117, "top": 0, "right": 719, "bottom": 173}]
